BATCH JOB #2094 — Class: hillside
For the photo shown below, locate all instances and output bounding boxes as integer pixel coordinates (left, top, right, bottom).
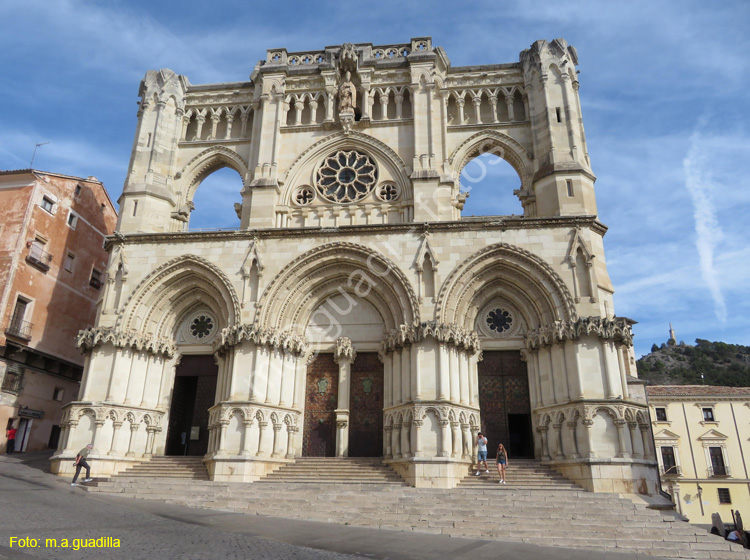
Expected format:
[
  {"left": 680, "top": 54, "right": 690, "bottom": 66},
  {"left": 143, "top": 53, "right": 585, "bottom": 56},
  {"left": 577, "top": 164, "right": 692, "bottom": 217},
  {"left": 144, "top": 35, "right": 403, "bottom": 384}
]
[{"left": 637, "top": 339, "right": 750, "bottom": 386}]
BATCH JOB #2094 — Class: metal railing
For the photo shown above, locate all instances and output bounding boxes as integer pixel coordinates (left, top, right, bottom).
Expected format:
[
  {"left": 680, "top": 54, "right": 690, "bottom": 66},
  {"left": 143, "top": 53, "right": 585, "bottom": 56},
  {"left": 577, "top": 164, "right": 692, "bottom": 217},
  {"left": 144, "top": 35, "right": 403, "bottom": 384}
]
[
  {"left": 26, "top": 244, "right": 53, "bottom": 271},
  {"left": 5, "top": 319, "right": 33, "bottom": 340}
]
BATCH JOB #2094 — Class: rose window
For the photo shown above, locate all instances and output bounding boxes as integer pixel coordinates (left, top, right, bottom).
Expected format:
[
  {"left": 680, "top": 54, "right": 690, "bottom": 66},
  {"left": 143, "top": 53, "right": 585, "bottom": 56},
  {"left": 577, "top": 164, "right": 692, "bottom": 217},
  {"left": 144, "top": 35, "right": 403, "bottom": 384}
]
[
  {"left": 486, "top": 308, "right": 512, "bottom": 334},
  {"left": 190, "top": 315, "right": 214, "bottom": 339},
  {"left": 315, "top": 150, "right": 378, "bottom": 203}
]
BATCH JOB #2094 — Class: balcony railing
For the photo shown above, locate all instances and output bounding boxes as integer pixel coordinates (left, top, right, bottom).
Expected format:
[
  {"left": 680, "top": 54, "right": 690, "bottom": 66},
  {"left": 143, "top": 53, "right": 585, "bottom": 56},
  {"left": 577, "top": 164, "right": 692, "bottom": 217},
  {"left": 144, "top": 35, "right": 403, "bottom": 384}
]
[
  {"left": 5, "top": 320, "right": 33, "bottom": 340},
  {"left": 661, "top": 465, "right": 682, "bottom": 477},
  {"left": 708, "top": 465, "right": 731, "bottom": 477},
  {"left": 89, "top": 278, "right": 103, "bottom": 290},
  {"left": 26, "top": 245, "right": 53, "bottom": 271}
]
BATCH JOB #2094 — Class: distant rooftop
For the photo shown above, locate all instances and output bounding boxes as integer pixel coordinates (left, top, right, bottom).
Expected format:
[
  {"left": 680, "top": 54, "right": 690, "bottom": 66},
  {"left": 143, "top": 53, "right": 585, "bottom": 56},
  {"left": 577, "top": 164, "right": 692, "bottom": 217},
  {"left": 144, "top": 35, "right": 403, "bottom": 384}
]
[{"left": 647, "top": 385, "right": 750, "bottom": 397}]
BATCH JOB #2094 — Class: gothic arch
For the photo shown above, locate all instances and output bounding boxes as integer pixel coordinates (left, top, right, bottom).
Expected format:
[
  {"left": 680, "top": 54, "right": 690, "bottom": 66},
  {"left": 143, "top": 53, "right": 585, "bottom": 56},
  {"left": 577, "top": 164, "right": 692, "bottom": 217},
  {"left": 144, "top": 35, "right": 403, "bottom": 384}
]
[
  {"left": 177, "top": 146, "right": 250, "bottom": 205},
  {"left": 448, "top": 130, "right": 533, "bottom": 192},
  {"left": 280, "top": 131, "right": 412, "bottom": 205},
  {"left": 117, "top": 254, "right": 241, "bottom": 339},
  {"left": 435, "top": 242, "right": 576, "bottom": 330},
  {"left": 256, "top": 242, "right": 419, "bottom": 335}
]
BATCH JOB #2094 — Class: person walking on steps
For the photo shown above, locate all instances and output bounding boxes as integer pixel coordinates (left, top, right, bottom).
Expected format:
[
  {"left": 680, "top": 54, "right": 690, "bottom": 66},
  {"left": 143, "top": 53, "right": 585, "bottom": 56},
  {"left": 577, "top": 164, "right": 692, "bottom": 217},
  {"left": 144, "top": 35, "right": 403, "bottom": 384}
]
[
  {"left": 496, "top": 443, "right": 509, "bottom": 484},
  {"left": 475, "top": 432, "right": 489, "bottom": 475},
  {"left": 71, "top": 444, "right": 94, "bottom": 486}
]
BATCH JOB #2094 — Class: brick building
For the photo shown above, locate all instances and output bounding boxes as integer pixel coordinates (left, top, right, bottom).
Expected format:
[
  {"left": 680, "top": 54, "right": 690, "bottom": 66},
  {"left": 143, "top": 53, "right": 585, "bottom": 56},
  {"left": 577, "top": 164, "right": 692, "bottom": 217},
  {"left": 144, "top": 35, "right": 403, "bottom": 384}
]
[{"left": 0, "top": 170, "right": 117, "bottom": 453}]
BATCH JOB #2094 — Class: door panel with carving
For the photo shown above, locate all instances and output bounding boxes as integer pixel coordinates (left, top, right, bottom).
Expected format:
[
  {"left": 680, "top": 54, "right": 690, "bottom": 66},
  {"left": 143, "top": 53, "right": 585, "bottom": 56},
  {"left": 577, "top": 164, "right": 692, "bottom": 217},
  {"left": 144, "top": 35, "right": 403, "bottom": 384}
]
[
  {"left": 348, "top": 353, "right": 383, "bottom": 457},
  {"left": 303, "top": 354, "right": 339, "bottom": 457}
]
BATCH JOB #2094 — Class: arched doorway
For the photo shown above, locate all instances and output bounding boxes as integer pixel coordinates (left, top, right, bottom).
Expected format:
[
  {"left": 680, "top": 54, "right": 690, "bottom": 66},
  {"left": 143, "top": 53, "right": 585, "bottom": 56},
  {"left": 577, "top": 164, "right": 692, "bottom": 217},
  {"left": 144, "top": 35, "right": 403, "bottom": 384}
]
[{"left": 165, "top": 354, "right": 217, "bottom": 456}]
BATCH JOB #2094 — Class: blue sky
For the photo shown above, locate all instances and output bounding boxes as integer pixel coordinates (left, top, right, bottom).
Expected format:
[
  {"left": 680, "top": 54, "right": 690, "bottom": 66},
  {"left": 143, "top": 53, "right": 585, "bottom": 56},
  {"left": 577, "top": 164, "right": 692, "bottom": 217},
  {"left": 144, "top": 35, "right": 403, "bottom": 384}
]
[{"left": 1, "top": 1, "right": 748, "bottom": 357}]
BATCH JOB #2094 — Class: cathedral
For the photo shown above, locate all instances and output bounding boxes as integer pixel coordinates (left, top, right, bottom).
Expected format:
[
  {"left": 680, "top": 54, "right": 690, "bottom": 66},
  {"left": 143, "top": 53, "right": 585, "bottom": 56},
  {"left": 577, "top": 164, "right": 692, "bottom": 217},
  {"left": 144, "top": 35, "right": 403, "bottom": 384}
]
[{"left": 50, "top": 37, "right": 659, "bottom": 493}]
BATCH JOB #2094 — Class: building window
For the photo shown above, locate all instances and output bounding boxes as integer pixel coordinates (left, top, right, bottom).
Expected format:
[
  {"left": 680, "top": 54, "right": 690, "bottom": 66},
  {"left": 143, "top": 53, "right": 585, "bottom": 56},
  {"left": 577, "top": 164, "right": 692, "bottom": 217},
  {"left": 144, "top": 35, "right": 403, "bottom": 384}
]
[
  {"left": 655, "top": 407, "right": 667, "bottom": 422},
  {"left": 53, "top": 388, "right": 64, "bottom": 401},
  {"left": 75, "top": 184, "right": 82, "bottom": 196},
  {"left": 67, "top": 212, "right": 78, "bottom": 229},
  {"left": 26, "top": 237, "right": 52, "bottom": 271},
  {"left": 6, "top": 297, "right": 33, "bottom": 340},
  {"left": 89, "top": 269, "right": 103, "bottom": 289},
  {"left": 702, "top": 407, "right": 715, "bottom": 422},
  {"left": 709, "top": 446, "right": 728, "bottom": 476},
  {"left": 718, "top": 488, "right": 731, "bottom": 504},
  {"left": 1, "top": 366, "right": 23, "bottom": 393},
  {"left": 660, "top": 446, "right": 679, "bottom": 476},
  {"left": 566, "top": 180, "right": 574, "bottom": 197},
  {"left": 64, "top": 253, "right": 75, "bottom": 273},
  {"left": 41, "top": 196, "right": 54, "bottom": 213}
]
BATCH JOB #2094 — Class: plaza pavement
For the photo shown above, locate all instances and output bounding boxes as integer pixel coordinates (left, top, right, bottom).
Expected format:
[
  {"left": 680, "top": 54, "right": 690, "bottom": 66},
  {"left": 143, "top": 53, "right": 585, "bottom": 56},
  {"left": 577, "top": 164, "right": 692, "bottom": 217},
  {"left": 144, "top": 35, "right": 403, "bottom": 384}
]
[{"left": 0, "top": 451, "right": 662, "bottom": 560}]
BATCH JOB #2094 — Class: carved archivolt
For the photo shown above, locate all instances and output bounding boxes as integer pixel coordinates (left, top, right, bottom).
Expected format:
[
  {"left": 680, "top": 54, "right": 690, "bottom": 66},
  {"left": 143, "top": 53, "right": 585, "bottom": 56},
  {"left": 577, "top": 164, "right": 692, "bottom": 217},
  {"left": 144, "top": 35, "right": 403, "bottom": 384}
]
[
  {"left": 536, "top": 402, "right": 648, "bottom": 429},
  {"left": 436, "top": 242, "right": 576, "bottom": 328},
  {"left": 214, "top": 324, "right": 308, "bottom": 356},
  {"left": 64, "top": 403, "right": 164, "bottom": 428},
  {"left": 380, "top": 321, "right": 481, "bottom": 354},
  {"left": 525, "top": 316, "right": 634, "bottom": 349},
  {"left": 77, "top": 326, "right": 177, "bottom": 358},
  {"left": 385, "top": 403, "right": 478, "bottom": 427},
  {"left": 210, "top": 404, "right": 299, "bottom": 428},
  {"left": 117, "top": 254, "right": 241, "bottom": 337},
  {"left": 255, "top": 242, "right": 418, "bottom": 333}
]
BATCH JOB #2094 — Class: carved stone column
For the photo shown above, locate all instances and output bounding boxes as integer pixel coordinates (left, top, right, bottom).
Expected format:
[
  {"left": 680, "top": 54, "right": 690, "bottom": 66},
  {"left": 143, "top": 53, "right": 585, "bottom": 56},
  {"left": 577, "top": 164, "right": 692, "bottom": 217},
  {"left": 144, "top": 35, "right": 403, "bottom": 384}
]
[
  {"left": 384, "top": 425, "right": 393, "bottom": 459},
  {"left": 566, "top": 420, "right": 581, "bottom": 459},
  {"left": 489, "top": 96, "right": 499, "bottom": 124},
  {"left": 271, "top": 422, "right": 284, "bottom": 458},
  {"left": 224, "top": 114, "right": 234, "bottom": 139},
  {"left": 126, "top": 423, "right": 139, "bottom": 457},
  {"left": 285, "top": 425, "right": 297, "bottom": 459},
  {"left": 401, "top": 421, "right": 411, "bottom": 458},
  {"left": 537, "top": 425, "right": 550, "bottom": 461},
  {"left": 505, "top": 95, "right": 514, "bottom": 121},
  {"left": 614, "top": 419, "right": 630, "bottom": 458},
  {"left": 108, "top": 421, "right": 123, "bottom": 456},
  {"left": 334, "top": 337, "right": 356, "bottom": 458},
  {"left": 438, "top": 419, "right": 451, "bottom": 457},
  {"left": 293, "top": 99, "right": 304, "bottom": 126},
  {"left": 552, "top": 422, "right": 565, "bottom": 460},
  {"left": 216, "top": 420, "right": 229, "bottom": 457},
  {"left": 472, "top": 96, "right": 482, "bottom": 124},
  {"left": 411, "top": 419, "right": 423, "bottom": 458},
  {"left": 62, "top": 420, "right": 77, "bottom": 454},
  {"left": 456, "top": 97, "right": 465, "bottom": 125},
  {"left": 379, "top": 94, "right": 389, "bottom": 121},
  {"left": 241, "top": 419, "right": 254, "bottom": 456},
  {"left": 582, "top": 419, "right": 595, "bottom": 459},
  {"left": 256, "top": 421, "right": 268, "bottom": 457},
  {"left": 461, "top": 423, "right": 471, "bottom": 458},
  {"left": 395, "top": 93, "right": 404, "bottom": 119},
  {"left": 391, "top": 422, "right": 401, "bottom": 458},
  {"left": 451, "top": 421, "right": 461, "bottom": 458},
  {"left": 90, "top": 419, "right": 105, "bottom": 455},
  {"left": 628, "top": 421, "right": 642, "bottom": 459},
  {"left": 144, "top": 426, "right": 158, "bottom": 458}
]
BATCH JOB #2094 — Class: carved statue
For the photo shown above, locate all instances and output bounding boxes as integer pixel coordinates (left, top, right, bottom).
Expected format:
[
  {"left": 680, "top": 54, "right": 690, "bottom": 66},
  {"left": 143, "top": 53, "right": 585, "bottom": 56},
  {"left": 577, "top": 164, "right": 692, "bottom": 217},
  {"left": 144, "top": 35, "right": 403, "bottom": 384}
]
[{"left": 338, "top": 71, "right": 356, "bottom": 113}]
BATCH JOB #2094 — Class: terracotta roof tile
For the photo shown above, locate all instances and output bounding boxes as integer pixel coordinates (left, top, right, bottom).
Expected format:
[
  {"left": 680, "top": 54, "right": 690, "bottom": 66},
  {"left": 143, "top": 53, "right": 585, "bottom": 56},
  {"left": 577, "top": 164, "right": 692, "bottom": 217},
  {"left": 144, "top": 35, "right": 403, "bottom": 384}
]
[{"left": 646, "top": 385, "right": 750, "bottom": 397}]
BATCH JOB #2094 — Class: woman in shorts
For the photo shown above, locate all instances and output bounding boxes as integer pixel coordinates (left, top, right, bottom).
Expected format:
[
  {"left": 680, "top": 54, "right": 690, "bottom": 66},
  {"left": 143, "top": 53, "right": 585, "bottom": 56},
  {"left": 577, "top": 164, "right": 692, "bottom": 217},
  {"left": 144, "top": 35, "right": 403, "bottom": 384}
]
[{"left": 496, "top": 443, "right": 509, "bottom": 484}]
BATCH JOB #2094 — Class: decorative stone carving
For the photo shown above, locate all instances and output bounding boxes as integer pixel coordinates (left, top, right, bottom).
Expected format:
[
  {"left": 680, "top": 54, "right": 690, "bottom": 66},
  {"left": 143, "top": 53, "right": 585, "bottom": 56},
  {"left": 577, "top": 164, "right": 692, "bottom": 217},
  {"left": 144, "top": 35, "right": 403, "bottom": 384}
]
[
  {"left": 333, "top": 336, "right": 357, "bottom": 363},
  {"left": 380, "top": 322, "right": 481, "bottom": 354},
  {"left": 213, "top": 324, "right": 308, "bottom": 356},
  {"left": 525, "top": 316, "right": 635, "bottom": 349},
  {"left": 76, "top": 327, "right": 176, "bottom": 358}
]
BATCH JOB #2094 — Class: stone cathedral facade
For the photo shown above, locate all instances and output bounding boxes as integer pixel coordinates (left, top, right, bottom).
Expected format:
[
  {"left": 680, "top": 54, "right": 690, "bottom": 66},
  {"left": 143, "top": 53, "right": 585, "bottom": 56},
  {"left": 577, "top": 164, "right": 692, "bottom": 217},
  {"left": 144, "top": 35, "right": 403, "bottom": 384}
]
[{"left": 51, "top": 38, "right": 659, "bottom": 493}]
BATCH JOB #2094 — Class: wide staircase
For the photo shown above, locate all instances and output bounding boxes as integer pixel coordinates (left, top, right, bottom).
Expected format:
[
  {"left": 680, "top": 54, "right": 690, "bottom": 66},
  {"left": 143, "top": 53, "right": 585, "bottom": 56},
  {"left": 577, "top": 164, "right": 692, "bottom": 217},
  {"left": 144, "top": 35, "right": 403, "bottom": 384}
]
[
  {"left": 107, "top": 456, "right": 208, "bottom": 480},
  {"left": 457, "top": 458, "right": 582, "bottom": 489},
  {"left": 259, "top": 457, "right": 405, "bottom": 485},
  {"left": 84, "top": 458, "right": 749, "bottom": 559}
]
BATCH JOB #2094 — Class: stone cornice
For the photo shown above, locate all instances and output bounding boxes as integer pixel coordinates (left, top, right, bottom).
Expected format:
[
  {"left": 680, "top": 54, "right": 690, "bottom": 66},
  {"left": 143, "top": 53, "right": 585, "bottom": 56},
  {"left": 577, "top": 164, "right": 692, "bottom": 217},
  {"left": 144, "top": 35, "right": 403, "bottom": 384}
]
[
  {"left": 213, "top": 324, "right": 308, "bottom": 356},
  {"left": 105, "top": 215, "right": 607, "bottom": 250},
  {"left": 76, "top": 327, "right": 176, "bottom": 358},
  {"left": 381, "top": 321, "right": 481, "bottom": 354},
  {"left": 525, "top": 316, "right": 634, "bottom": 349}
]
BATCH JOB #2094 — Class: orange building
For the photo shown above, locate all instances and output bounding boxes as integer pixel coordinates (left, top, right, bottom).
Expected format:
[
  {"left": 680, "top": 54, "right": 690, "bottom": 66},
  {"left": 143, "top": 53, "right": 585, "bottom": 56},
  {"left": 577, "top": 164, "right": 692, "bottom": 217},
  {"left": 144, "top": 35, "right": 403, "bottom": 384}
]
[{"left": 0, "top": 169, "right": 117, "bottom": 453}]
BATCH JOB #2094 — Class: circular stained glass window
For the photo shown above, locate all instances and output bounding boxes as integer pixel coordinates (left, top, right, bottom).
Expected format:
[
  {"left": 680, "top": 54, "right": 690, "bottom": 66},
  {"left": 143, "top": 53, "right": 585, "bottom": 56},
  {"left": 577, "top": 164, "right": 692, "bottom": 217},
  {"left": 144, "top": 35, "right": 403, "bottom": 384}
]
[
  {"left": 190, "top": 315, "right": 214, "bottom": 339},
  {"left": 486, "top": 308, "right": 512, "bottom": 334},
  {"left": 315, "top": 150, "right": 378, "bottom": 203}
]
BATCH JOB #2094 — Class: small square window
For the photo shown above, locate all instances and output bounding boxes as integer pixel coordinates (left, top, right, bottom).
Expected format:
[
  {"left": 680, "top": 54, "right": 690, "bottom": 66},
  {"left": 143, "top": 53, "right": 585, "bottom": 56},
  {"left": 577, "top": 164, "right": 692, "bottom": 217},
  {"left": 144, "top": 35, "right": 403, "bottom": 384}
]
[
  {"left": 41, "top": 196, "right": 54, "bottom": 213},
  {"left": 655, "top": 408, "right": 667, "bottom": 422},
  {"left": 64, "top": 253, "right": 75, "bottom": 273},
  {"left": 703, "top": 408, "right": 715, "bottom": 422},
  {"left": 90, "top": 269, "right": 103, "bottom": 289},
  {"left": 67, "top": 212, "right": 78, "bottom": 229},
  {"left": 53, "top": 387, "right": 64, "bottom": 401},
  {"left": 718, "top": 488, "right": 731, "bottom": 504},
  {"left": 74, "top": 185, "right": 82, "bottom": 196}
]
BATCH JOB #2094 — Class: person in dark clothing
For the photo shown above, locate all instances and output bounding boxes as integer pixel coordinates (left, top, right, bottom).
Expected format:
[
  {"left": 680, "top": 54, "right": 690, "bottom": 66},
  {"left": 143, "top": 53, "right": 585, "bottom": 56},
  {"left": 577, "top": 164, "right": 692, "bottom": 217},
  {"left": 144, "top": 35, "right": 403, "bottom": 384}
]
[{"left": 71, "top": 444, "right": 94, "bottom": 486}]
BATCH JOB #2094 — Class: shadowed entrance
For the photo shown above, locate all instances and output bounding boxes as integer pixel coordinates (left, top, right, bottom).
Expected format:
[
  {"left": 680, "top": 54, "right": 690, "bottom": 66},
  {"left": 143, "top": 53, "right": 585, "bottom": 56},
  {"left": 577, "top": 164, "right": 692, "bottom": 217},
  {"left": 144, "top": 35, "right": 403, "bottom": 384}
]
[
  {"left": 348, "top": 352, "right": 383, "bottom": 457},
  {"left": 478, "top": 351, "right": 533, "bottom": 458},
  {"left": 303, "top": 354, "right": 338, "bottom": 457}
]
